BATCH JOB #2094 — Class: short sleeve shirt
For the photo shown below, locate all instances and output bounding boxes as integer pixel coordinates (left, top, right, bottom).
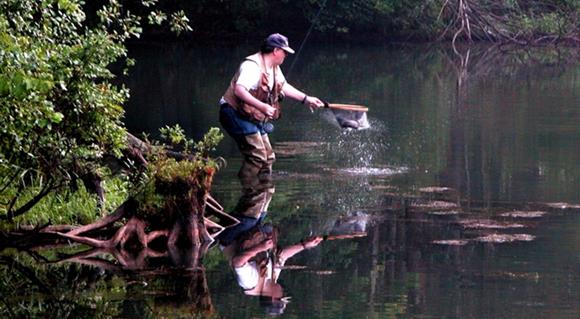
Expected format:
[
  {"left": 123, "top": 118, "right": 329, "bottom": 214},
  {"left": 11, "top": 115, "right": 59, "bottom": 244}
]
[
  {"left": 236, "top": 60, "right": 286, "bottom": 92},
  {"left": 234, "top": 261, "right": 260, "bottom": 290}
]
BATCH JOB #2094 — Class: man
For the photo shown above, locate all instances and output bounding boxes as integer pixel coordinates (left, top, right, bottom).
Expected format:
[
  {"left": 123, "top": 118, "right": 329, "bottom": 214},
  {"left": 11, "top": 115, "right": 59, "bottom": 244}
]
[{"left": 219, "top": 33, "right": 324, "bottom": 181}]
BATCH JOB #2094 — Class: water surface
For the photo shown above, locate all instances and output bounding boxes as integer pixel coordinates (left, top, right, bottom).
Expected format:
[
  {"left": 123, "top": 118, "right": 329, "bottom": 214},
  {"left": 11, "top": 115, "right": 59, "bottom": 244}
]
[{"left": 1, "top": 43, "right": 579, "bottom": 318}]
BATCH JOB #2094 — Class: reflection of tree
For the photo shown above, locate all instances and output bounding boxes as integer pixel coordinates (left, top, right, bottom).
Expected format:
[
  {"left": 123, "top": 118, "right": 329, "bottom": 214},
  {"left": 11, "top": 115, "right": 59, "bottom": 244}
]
[
  {"left": 0, "top": 254, "right": 116, "bottom": 318},
  {"left": 0, "top": 248, "right": 215, "bottom": 318},
  {"left": 438, "top": 44, "right": 579, "bottom": 204},
  {"left": 2, "top": 185, "right": 578, "bottom": 318},
  {"left": 148, "top": 270, "right": 214, "bottom": 318}
]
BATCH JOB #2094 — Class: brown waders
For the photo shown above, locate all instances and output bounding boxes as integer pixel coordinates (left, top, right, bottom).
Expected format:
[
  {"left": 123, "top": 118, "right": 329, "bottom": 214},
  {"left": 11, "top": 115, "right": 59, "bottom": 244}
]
[
  {"left": 238, "top": 132, "right": 275, "bottom": 185},
  {"left": 234, "top": 132, "right": 276, "bottom": 218}
]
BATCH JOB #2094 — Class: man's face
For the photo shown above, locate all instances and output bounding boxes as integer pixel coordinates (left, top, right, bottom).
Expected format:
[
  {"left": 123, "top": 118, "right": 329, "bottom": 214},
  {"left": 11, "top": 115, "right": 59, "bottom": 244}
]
[
  {"left": 259, "top": 280, "right": 284, "bottom": 299},
  {"left": 274, "top": 48, "right": 288, "bottom": 65}
]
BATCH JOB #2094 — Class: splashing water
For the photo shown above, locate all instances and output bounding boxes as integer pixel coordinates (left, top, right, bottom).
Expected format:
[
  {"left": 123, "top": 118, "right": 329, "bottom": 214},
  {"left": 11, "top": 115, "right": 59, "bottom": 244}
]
[
  {"left": 337, "top": 166, "right": 408, "bottom": 176},
  {"left": 324, "top": 117, "right": 391, "bottom": 168}
]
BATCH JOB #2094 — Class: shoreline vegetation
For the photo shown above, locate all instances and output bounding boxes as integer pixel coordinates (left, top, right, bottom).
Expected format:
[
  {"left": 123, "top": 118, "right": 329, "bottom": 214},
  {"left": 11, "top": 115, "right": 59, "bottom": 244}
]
[
  {"left": 131, "top": 0, "right": 579, "bottom": 46},
  {"left": 0, "top": 1, "right": 578, "bottom": 238}
]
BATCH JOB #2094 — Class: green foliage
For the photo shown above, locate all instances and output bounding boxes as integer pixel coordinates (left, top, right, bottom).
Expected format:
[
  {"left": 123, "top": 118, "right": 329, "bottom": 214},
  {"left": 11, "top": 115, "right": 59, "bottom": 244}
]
[
  {"left": 133, "top": 126, "right": 223, "bottom": 217},
  {"left": 0, "top": 0, "right": 192, "bottom": 220},
  {"left": 140, "top": 0, "right": 577, "bottom": 42},
  {"left": 160, "top": 125, "right": 223, "bottom": 158},
  {"left": 159, "top": 124, "right": 189, "bottom": 147},
  {"left": 2, "top": 176, "right": 130, "bottom": 227},
  {"left": 169, "top": 10, "right": 193, "bottom": 35},
  {"left": 195, "top": 127, "right": 224, "bottom": 158},
  {"left": 519, "top": 12, "right": 563, "bottom": 36},
  {"left": 148, "top": 10, "right": 167, "bottom": 25}
]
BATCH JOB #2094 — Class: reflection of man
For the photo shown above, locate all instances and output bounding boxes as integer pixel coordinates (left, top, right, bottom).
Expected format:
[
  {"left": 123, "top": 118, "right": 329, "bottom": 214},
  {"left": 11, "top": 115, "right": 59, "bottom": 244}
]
[
  {"left": 221, "top": 227, "right": 322, "bottom": 315},
  {"left": 217, "top": 172, "right": 322, "bottom": 315},
  {"left": 217, "top": 166, "right": 275, "bottom": 247}
]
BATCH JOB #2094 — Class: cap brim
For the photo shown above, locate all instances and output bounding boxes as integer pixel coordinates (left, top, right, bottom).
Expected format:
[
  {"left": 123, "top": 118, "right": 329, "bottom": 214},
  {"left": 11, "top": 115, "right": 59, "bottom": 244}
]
[{"left": 281, "top": 47, "right": 295, "bottom": 54}]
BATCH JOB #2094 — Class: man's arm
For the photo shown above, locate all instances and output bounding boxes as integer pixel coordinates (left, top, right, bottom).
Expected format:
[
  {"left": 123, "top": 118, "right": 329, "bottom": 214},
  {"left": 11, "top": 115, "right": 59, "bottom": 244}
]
[
  {"left": 234, "top": 84, "right": 277, "bottom": 118},
  {"left": 232, "top": 238, "right": 274, "bottom": 268},
  {"left": 277, "top": 236, "right": 323, "bottom": 266},
  {"left": 282, "top": 83, "right": 324, "bottom": 109}
]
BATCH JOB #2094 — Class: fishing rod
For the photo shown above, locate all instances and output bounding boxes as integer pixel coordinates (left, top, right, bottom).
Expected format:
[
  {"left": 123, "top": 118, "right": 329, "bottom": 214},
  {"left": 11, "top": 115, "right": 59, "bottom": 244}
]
[
  {"left": 284, "top": 0, "right": 371, "bottom": 130},
  {"left": 286, "top": 0, "right": 328, "bottom": 79}
]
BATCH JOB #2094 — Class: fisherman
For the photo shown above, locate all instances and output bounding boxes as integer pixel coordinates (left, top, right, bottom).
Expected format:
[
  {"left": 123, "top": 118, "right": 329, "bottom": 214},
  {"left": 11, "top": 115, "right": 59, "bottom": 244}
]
[{"left": 219, "top": 33, "right": 324, "bottom": 182}]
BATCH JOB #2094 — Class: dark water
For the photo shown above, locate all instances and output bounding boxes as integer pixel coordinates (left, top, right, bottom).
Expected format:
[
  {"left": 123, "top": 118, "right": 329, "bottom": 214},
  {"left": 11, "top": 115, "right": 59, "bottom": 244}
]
[{"left": 1, "top": 43, "right": 579, "bottom": 318}]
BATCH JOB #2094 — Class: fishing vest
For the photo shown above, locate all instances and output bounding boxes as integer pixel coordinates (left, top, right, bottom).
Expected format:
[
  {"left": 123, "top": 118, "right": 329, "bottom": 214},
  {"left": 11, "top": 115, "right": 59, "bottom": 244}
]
[{"left": 223, "top": 52, "right": 285, "bottom": 122}]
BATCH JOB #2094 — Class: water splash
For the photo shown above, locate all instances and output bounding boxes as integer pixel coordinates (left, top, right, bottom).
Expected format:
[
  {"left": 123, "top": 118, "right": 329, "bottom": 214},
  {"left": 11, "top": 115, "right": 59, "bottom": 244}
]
[
  {"left": 321, "top": 117, "right": 392, "bottom": 169},
  {"left": 336, "top": 166, "right": 408, "bottom": 176}
]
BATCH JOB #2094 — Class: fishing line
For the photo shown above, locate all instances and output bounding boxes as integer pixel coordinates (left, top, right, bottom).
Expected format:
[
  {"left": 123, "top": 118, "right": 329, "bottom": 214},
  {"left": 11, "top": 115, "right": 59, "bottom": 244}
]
[{"left": 286, "top": 0, "right": 328, "bottom": 79}]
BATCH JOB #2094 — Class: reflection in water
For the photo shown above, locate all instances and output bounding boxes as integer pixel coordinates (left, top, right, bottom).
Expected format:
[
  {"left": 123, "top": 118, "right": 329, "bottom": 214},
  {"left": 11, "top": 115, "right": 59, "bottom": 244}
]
[
  {"left": 1, "top": 44, "right": 578, "bottom": 318},
  {"left": 215, "top": 170, "right": 364, "bottom": 315},
  {"left": 0, "top": 253, "right": 215, "bottom": 318},
  {"left": 0, "top": 180, "right": 578, "bottom": 317}
]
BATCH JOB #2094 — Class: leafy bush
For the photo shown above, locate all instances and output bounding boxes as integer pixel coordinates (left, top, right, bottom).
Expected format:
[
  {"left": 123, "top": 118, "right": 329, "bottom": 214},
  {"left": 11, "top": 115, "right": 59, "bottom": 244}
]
[
  {"left": 134, "top": 126, "right": 224, "bottom": 219},
  {"left": 0, "top": 0, "right": 192, "bottom": 221}
]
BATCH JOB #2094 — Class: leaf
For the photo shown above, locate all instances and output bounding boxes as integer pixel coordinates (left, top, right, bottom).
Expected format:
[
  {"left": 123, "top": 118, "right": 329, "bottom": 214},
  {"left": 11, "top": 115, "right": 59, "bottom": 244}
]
[{"left": 50, "top": 112, "right": 64, "bottom": 123}]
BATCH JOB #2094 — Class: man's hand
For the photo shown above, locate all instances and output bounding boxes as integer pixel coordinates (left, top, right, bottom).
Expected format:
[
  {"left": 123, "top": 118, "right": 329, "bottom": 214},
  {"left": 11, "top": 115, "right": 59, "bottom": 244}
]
[
  {"left": 260, "top": 103, "right": 277, "bottom": 119},
  {"left": 257, "top": 238, "right": 274, "bottom": 251},
  {"left": 305, "top": 96, "right": 324, "bottom": 112},
  {"left": 302, "top": 236, "right": 323, "bottom": 249}
]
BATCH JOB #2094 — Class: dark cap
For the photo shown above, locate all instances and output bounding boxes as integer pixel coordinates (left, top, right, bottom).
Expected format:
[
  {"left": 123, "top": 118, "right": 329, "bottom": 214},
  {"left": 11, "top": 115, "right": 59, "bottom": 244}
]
[
  {"left": 260, "top": 296, "right": 288, "bottom": 316},
  {"left": 263, "top": 33, "right": 295, "bottom": 54}
]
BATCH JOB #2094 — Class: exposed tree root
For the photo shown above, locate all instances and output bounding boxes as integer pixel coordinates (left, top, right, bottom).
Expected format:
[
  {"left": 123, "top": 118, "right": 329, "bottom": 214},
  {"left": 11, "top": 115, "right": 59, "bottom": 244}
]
[
  {"left": 67, "top": 200, "right": 132, "bottom": 236},
  {"left": 47, "top": 187, "right": 236, "bottom": 269}
]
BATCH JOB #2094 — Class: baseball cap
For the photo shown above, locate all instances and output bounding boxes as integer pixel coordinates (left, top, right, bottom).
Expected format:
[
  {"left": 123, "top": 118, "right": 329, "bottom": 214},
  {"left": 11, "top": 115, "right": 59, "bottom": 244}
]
[{"left": 263, "top": 33, "right": 295, "bottom": 54}]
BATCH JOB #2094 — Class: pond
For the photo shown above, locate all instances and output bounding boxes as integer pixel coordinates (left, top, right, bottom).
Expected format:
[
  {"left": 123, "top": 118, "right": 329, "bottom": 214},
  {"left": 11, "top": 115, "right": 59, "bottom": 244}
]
[{"left": 1, "top": 43, "right": 579, "bottom": 318}]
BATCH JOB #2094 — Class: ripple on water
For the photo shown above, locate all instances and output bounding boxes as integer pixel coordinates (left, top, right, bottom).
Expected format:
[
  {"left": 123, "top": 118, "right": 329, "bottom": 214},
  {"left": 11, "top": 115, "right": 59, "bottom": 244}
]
[
  {"left": 500, "top": 211, "right": 547, "bottom": 218},
  {"left": 419, "top": 186, "right": 456, "bottom": 193},
  {"left": 474, "top": 233, "right": 536, "bottom": 243},
  {"left": 336, "top": 166, "right": 408, "bottom": 176},
  {"left": 274, "top": 141, "right": 327, "bottom": 157},
  {"left": 543, "top": 202, "right": 580, "bottom": 209},
  {"left": 410, "top": 200, "right": 460, "bottom": 211},
  {"left": 458, "top": 219, "right": 526, "bottom": 229},
  {"left": 428, "top": 210, "right": 462, "bottom": 216},
  {"left": 432, "top": 239, "right": 470, "bottom": 246}
]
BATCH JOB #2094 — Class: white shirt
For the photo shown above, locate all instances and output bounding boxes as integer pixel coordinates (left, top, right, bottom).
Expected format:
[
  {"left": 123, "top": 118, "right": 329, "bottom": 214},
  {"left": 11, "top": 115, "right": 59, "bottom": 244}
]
[{"left": 220, "top": 60, "right": 286, "bottom": 105}]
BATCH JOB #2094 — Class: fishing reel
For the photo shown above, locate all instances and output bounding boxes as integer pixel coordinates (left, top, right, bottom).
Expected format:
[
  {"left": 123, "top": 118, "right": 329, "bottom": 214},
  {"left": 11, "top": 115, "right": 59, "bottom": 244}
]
[{"left": 263, "top": 121, "right": 274, "bottom": 133}]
